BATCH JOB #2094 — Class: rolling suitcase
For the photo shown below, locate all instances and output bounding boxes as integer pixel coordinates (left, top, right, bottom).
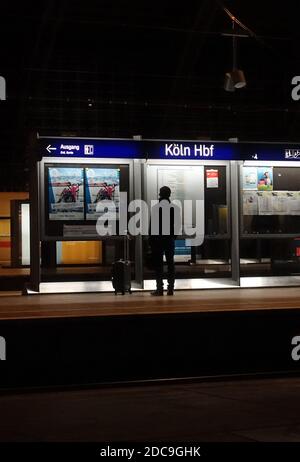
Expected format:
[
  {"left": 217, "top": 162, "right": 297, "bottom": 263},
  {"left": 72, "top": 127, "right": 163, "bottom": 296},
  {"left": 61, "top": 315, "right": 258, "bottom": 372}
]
[{"left": 112, "top": 234, "right": 132, "bottom": 295}]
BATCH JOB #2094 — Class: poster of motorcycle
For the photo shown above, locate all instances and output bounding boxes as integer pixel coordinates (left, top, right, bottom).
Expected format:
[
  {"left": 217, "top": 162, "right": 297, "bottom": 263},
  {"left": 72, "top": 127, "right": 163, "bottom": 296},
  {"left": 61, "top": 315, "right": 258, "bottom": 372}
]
[
  {"left": 48, "top": 167, "right": 84, "bottom": 220},
  {"left": 85, "top": 168, "right": 120, "bottom": 221}
]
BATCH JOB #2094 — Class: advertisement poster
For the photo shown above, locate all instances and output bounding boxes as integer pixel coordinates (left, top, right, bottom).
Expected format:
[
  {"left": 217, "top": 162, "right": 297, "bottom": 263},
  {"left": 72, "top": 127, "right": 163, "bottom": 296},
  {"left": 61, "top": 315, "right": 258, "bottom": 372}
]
[
  {"left": 242, "top": 167, "right": 257, "bottom": 190},
  {"left": 48, "top": 167, "right": 84, "bottom": 220},
  {"left": 206, "top": 169, "right": 219, "bottom": 188},
  {"left": 257, "top": 167, "right": 273, "bottom": 191},
  {"left": 243, "top": 192, "right": 258, "bottom": 215},
  {"left": 85, "top": 168, "right": 120, "bottom": 221}
]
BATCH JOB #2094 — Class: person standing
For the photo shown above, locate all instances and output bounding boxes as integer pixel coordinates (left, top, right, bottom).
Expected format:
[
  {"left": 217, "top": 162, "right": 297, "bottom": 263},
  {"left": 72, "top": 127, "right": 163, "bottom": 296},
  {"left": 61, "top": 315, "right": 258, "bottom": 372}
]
[{"left": 149, "top": 186, "right": 180, "bottom": 296}]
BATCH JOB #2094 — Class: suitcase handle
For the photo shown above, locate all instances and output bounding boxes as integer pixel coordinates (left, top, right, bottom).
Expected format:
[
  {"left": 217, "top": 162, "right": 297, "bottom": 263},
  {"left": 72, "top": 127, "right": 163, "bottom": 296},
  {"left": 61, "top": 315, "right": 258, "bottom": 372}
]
[{"left": 123, "top": 231, "right": 130, "bottom": 261}]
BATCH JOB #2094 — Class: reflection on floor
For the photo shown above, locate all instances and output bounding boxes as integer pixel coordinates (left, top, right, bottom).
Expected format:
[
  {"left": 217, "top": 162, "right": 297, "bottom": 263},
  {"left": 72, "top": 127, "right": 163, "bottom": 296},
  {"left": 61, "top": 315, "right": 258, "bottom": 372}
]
[
  {"left": 0, "top": 264, "right": 232, "bottom": 291},
  {"left": 1, "top": 376, "right": 300, "bottom": 441},
  {"left": 1, "top": 260, "right": 300, "bottom": 292}
]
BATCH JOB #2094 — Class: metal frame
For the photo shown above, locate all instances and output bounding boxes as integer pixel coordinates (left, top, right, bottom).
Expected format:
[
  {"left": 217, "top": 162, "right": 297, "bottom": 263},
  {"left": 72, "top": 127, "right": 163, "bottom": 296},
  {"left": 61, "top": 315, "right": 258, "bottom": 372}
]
[
  {"left": 142, "top": 158, "right": 237, "bottom": 287},
  {"left": 27, "top": 155, "right": 145, "bottom": 293},
  {"left": 28, "top": 161, "right": 41, "bottom": 293},
  {"left": 10, "top": 199, "right": 30, "bottom": 267},
  {"left": 39, "top": 156, "right": 134, "bottom": 241},
  {"left": 132, "top": 159, "right": 144, "bottom": 288},
  {"left": 238, "top": 160, "right": 300, "bottom": 287},
  {"left": 143, "top": 158, "right": 232, "bottom": 239},
  {"left": 230, "top": 161, "right": 241, "bottom": 284}
]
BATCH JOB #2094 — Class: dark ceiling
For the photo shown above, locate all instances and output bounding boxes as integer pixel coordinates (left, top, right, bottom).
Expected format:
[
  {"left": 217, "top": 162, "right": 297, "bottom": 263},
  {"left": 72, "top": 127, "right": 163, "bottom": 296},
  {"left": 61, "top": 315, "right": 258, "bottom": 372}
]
[{"left": 0, "top": 0, "right": 300, "bottom": 189}]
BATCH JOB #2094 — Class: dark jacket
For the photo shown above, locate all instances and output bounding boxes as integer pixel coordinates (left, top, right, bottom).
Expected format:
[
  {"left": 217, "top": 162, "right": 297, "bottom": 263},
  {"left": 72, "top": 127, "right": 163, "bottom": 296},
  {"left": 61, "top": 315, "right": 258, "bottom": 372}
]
[{"left": 149, "top": 198, "right": 179, "bottom": 245}]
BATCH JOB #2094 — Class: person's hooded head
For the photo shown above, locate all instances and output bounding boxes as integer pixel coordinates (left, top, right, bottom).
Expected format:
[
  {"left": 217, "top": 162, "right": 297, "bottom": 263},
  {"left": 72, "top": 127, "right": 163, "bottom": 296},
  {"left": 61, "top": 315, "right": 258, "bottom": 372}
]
[{"left": 159, "top": 186, "right": 171, "bottom": 201}]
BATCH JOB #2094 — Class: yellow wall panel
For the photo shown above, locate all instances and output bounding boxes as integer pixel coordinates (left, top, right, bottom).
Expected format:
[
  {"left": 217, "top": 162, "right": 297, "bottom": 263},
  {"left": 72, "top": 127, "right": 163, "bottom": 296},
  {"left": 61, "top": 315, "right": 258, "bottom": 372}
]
[
  {"left": 0, "top": 220, "right": 10, "bottom": 236},
  {"left": 0, "top": 192, "right": 29, "bottom": 217},
  {"left": 61, "top": 241, "right": 102, "bottom": 265}
]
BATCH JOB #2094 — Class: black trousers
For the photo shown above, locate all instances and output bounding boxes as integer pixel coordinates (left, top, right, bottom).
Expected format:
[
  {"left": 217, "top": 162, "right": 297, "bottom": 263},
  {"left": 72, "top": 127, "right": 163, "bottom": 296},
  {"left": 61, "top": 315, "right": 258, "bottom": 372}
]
[{"left": 150, "top": 238, "right": 175, "bottom": 289}]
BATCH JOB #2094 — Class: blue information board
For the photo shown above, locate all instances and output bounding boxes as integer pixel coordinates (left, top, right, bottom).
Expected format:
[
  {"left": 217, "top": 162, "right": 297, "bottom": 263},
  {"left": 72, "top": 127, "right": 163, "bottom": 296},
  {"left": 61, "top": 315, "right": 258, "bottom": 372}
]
[{"left": 38, "top": 137, "right": 300, "bottom": 162}]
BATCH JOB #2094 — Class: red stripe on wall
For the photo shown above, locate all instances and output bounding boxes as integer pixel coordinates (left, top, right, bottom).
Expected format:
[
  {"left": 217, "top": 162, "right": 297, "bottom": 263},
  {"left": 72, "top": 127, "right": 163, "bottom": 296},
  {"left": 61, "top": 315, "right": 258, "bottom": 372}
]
[{"left": 0, "top": 241, "right": 11, "bottom": 248}]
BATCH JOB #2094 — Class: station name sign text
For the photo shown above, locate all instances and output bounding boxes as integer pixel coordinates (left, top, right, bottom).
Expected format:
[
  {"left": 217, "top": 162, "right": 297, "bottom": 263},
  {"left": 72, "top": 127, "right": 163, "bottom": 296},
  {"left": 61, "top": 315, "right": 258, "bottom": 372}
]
[{"left": 164, "top": 143, "right": 214, "bottom": 158}]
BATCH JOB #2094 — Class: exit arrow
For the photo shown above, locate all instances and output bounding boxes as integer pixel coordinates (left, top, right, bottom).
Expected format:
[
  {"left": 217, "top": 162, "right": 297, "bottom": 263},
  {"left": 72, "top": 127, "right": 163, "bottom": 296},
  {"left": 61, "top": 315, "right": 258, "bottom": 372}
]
[{"left": 46, "top": 145, "right": 57, "bottom": 153}]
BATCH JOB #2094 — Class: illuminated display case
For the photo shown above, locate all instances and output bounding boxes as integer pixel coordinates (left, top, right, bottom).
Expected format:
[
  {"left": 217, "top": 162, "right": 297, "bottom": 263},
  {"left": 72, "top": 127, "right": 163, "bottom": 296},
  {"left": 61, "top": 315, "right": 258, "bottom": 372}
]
[
  {"left": 240, "top": 162, "right": 300, "bottom": 277},
  {"left": 43, "top": 163, "right": 130, "bottom": 238},
  {"left": 26, "top": 137, "right": 300, "bottom": 293},
  {"left": 241, "top": 165, "right": 300, "bottom": 235}
]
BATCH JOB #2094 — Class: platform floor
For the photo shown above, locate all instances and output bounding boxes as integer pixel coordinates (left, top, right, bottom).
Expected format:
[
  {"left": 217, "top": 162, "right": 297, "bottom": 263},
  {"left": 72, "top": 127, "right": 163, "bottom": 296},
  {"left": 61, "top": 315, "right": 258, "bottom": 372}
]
[
  {"left": 1, "top": 286, "right": 300, "bottom": 320},
  {"left": 1, "top": 376, "right": 300, "bottom": 442}
]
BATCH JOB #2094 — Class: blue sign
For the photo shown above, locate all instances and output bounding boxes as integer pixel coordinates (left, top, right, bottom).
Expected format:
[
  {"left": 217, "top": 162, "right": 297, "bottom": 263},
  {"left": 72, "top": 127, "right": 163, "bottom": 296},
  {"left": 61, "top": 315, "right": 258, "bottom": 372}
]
[
  {"left": 39, "top": 138, "right": 143, "bottom": 159},
  {"left": 149, "top": 141, "right": 235, "bottom": 160},
  {"left": 39, "top": 137, "right": 236, "bottom": 160},
  {"left": 238, "top": 143, "right": 300, "bottom": 162},
  {"left": 38, "top": 137, "right": 300, "bottom": 162}
]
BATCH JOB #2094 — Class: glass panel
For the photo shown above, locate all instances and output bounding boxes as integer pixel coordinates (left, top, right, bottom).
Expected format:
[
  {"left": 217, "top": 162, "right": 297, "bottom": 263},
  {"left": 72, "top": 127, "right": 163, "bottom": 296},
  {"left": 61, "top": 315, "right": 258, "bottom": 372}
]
[
  {"left": 42, "top": 237, "right": 136, "bottom": 282},
  {"left": 240, "top": 164, "right": 300, "bottom": 277},
  {"left": 56, "top": 241, "right": 102, "bottom": 265},
  {"left": 241, "top": 165, "right": 300, "bottom": 235},
  {"left": 144, "top": 237, "right": 231, "bottom": 280},
  {"left": 240, "top": 238, "right": 300, "bottom": 277},
  {"left": 44, "top": 163, "right": 129, "bottom": 238},
  {"left": 41, "top": 162, "right": 134, "bottom": 283},
  {"left": 143, "top": 163, "right": 231, "bottom": 281},
  {"left": 21, "top": 204, "right": 30, "bottom": 266},
  {"left": 204, "top": 166, "right": 229, "bottom": 235}
]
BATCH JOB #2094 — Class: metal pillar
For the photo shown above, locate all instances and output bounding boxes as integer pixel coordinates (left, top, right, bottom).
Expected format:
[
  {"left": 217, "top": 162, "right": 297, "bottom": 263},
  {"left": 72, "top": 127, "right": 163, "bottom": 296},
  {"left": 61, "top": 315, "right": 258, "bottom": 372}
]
[
  {"left": 230, "top": 161, "right": 241, "bottom": 285},
  {"left": 27, "top": 161, "right": 41, "bottom": 293}
]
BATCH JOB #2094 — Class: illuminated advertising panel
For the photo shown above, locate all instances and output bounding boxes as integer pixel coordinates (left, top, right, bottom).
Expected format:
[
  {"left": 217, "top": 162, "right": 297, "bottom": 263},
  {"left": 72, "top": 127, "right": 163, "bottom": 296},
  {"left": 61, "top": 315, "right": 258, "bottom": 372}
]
[
  {"left": 48, "top": 167, "right": 84, "bottom": 220},
  {"left": 85, "top": 167, "right": 120, "bottom": 221}
]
